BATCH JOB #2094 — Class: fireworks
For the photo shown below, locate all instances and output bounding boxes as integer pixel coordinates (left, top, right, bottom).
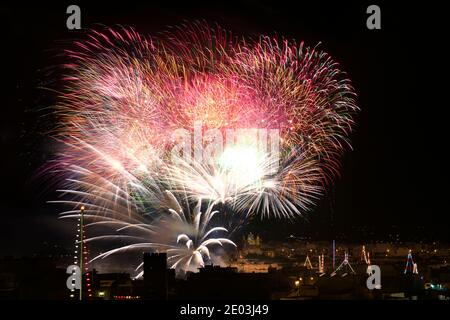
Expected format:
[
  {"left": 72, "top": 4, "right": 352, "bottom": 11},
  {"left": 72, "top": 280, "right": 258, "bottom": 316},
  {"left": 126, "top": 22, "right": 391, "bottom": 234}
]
[
  {"left": 67, "top": 192, "right": 236, "bottom": 276},
  {"left": 50, "top": 23, "right": 358, "bottom": 275}
]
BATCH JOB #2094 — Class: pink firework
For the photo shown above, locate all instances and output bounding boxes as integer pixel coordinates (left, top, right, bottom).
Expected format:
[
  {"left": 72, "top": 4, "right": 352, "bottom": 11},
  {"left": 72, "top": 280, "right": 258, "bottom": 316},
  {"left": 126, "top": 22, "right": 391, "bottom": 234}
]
[{"left": 50, "top": 22, "right": 358, "bottom": 273}]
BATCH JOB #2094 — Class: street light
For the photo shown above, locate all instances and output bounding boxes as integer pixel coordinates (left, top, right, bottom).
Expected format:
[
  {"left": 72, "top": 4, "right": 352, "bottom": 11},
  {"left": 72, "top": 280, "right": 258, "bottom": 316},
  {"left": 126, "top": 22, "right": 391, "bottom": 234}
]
[{"left": 295, "top": 280, "right": 300, "bottom": 296}]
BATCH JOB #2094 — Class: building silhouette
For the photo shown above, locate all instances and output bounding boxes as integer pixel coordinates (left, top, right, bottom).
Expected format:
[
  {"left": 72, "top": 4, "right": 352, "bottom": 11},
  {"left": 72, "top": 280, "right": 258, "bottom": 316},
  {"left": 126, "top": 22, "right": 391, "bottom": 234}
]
[
  {"left": 178, "top": 265, "right": 272, "bottom": 299},
  {"left": 143, "top": 252, "right": 168, "bottom": 300}
]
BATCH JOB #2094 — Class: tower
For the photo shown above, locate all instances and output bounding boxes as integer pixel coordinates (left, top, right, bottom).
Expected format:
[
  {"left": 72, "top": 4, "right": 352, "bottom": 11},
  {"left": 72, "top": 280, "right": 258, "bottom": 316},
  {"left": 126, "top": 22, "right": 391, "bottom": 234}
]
[
  {"left": 71, "top": 205, "right": 92, "bottom": 300},
  {"left": 332, "top": 240, "right": 336, "bottom": 269},
  {"left": 304, "top": 254, "right": 313, "bottom": 269},
  {"left": 143, "top": 252, "right": 168, "bottom": 300},
  {"left": 404, "top": 250, "right": 418, "bottom": 274},
  {"left": 318, "top": 254, "right": 325, "bottom": 273},
  {"left": 247, "top": 233, "right": 255, "bottom": 245},
  {"left": 361, "top": 245, "right": 371, "bottom": 265},
  {"left": 332, "top": 252, "right": 356, "bottom": 276},
  {"left": 328, "top": 189, "right": 336, "bottom": 270}
]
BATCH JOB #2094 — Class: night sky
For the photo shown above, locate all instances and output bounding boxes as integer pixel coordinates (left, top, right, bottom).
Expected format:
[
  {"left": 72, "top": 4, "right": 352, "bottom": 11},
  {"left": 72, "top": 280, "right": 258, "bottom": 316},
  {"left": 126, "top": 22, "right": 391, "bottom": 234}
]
[{"left": 0, "top": 1, "right": 446, "bottom": 256}]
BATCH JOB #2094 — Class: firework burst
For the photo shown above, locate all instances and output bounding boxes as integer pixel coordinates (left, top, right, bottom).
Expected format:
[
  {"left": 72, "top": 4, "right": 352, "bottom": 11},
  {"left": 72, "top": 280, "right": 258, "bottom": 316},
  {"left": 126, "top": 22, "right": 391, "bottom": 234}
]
[
  {"left": 49, "top": 22, "right": 358, "bottom": 274},
  {"left": 61, "top": 191, "right": 236, "bottom": 277}
]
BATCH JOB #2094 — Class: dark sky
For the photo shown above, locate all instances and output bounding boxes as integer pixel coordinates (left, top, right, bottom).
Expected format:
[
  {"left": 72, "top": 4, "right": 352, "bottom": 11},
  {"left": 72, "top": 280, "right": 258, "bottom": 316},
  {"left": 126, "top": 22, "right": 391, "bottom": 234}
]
[{"left": 0, "top": 1, "right": 446, "bottom": 256}]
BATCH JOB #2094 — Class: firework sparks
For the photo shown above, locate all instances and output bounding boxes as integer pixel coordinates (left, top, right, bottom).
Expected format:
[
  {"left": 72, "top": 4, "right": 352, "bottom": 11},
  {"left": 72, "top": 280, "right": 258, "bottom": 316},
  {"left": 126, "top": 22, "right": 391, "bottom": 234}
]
[
  {"left": 49, "top": 22, "right": 358, "bottom": 274},
  {"left": 62, "top": 192, "right": 236, "bottom": 277}
]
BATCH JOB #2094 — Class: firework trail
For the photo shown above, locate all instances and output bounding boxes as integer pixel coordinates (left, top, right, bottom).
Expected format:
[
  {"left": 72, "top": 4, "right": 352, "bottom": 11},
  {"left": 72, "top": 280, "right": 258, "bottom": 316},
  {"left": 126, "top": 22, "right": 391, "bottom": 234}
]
[
  {"left": 49, "top": 23, "right": 358, "bottom": 274},
  {"left": 57, "top": 191, "right": 235, "bottom": 276}
]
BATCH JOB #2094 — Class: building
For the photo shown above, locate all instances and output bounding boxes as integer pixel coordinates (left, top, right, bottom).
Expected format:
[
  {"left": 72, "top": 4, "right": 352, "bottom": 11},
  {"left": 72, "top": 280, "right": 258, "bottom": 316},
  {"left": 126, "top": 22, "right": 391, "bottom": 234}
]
[
  {"left": 177, "top": 265, "right": 273, "bottom": 299},
  {"left": 143, "top": 252, "right": 168, "bottom": 300}
]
